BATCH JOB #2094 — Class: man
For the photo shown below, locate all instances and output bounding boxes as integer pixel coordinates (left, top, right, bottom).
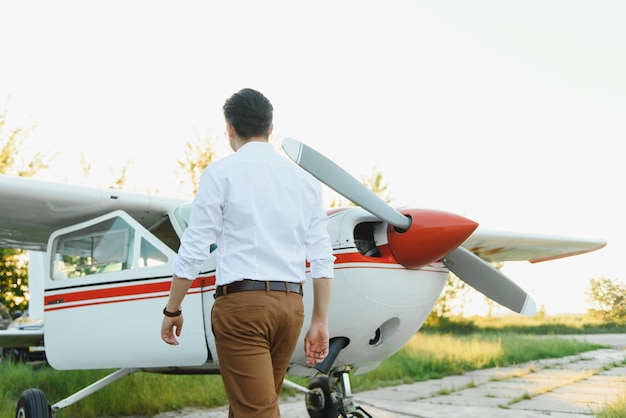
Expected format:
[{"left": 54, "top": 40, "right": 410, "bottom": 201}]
[{"left": 161, "top": 88, "right": 334, "bottom": 417}]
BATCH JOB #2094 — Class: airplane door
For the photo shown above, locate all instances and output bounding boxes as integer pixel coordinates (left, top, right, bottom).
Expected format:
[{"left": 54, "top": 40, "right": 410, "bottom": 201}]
[{"left": 43, "top": 210, "right": 208, "bottom": 370}]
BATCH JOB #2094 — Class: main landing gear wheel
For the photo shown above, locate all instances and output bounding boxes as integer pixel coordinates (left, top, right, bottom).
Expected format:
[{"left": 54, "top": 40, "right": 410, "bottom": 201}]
[
  {"left": 306, "top": 376, "right": 339, "bottom": 418},
  {"left": 16, "top": 388, "right": 51, "bottom": 418}
]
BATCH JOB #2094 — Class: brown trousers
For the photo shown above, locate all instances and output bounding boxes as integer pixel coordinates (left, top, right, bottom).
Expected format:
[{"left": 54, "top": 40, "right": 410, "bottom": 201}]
[{"left": 211, "top": 288, "right": 305, "bottom": 418}]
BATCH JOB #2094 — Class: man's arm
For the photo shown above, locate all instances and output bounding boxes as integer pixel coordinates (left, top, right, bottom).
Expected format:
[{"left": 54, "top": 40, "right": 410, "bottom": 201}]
[
  {"left": 161, "top": 275, "right": 193, "bottom": 346},
  {"left": 165, "top": 275, "right": 192, "bottom": 312},
  {"left": 304, "top": 277, "right": 332, "bottom": 365}
]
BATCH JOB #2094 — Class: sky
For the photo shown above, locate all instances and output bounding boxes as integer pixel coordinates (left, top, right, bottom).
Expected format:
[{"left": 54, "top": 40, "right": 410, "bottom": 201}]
[{"left": 1, "top": 0, "right": 625, "bottom": 315}]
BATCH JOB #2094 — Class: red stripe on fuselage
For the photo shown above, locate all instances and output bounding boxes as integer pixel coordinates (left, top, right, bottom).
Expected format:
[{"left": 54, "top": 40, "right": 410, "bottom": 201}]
[{"left": 44, "top": 276, "right": 216, "bottom": 311}]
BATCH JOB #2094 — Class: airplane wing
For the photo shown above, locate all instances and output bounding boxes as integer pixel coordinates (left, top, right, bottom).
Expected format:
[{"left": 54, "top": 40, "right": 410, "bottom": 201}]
[
  {"left": 463, "top": 229, "right": 607, "bottom": 263},
  {"left": 0, "top": 330, "right": 44, "bottom": 348},
  {"left": 0, "top": 174, "right": 185, "bottom": 251}
]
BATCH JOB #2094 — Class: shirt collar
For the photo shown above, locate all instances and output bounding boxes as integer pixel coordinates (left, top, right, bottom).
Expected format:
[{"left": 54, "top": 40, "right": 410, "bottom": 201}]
[{"left": 237, "top": 141, "right": 274, "bottom": 154}]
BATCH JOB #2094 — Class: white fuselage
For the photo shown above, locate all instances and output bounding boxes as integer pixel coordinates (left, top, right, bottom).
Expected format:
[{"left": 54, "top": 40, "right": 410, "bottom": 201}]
[{"left": 41, "top": 206, "right": 447, "bottom": 376}]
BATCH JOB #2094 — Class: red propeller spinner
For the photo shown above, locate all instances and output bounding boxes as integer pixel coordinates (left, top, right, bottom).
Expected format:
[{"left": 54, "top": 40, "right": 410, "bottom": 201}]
[{"left": 386, "top": 208, "right": 478, "bottom": 269}]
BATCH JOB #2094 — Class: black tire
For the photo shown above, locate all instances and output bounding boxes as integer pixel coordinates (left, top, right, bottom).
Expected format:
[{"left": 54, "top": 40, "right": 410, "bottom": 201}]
[
  {"left": 15, "top": 388, "right": 51, "bottom": 418},
  {"left": 306, "top": 376, "right": 339, "bottom": 418}
]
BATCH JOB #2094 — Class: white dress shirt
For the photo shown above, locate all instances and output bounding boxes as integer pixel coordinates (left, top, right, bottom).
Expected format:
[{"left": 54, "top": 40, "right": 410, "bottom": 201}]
[{"left": 173, "top": 141, "right": 335, "bottom": 285}]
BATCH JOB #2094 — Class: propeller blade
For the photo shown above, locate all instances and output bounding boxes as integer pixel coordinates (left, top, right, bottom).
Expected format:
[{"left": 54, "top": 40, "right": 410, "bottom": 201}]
[
  {"left": 442, "top": 247, "right": 537, "bottom": 316},
  {"left": 282, "top": 138, "right": 534, "bottom": 316},
  {"left": 282, "top": 138, "right": 411, "bottom": 230}
]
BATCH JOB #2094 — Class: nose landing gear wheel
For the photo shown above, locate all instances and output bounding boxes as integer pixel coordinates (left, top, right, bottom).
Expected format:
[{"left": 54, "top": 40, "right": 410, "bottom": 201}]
[
  {"left": 306, "top": 376, "right": 339, "bottom": 418},
  {"left": 16, "top": 388, "right": 51, "bottom": 418}
]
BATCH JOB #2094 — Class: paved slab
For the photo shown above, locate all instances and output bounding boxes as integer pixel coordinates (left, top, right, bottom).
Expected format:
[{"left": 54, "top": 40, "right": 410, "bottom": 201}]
[{"left": 155, "top": 334, "right": 626, "bottom": 418}]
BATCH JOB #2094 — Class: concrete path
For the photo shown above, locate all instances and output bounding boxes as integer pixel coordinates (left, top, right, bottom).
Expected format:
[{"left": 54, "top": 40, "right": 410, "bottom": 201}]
[{"left": 155, "top": 334, "right": 626, "bottom": 418}]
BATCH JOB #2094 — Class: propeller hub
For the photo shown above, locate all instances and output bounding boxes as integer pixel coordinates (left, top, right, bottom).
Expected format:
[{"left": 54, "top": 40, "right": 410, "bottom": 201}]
[{"left": 387, "top": 209, "right": 478, "bottom": 269}]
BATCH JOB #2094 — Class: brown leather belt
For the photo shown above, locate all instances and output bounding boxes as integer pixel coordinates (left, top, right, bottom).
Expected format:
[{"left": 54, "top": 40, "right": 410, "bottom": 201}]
[{"left": 214, "top": 280, "right": 303, "bottom": 299}]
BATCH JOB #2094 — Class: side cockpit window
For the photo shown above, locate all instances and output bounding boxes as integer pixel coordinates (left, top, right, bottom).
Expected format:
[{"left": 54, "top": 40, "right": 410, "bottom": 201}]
[
  {"left": 139, "top": 238, "right": 169, "bottom": 267},
  {"left": 51, "top": 216, "right": 169, "bottom": 280}
]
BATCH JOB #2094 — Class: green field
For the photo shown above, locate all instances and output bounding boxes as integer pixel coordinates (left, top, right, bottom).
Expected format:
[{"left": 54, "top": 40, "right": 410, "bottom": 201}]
[{"left": 2, "top": 316, "right": 625, "bottom": 417}]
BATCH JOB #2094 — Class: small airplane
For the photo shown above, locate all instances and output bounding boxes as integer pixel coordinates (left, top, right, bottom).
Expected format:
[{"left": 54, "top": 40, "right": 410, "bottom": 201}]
[{"left": 0, "top": 138, "right": 606, "bottom": 418}]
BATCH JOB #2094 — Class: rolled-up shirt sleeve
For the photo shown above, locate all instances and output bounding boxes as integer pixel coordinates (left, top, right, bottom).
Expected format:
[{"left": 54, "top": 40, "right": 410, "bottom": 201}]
[
  {"left": 173, "top": 170, "right": 222, "bottom": 280},
  {"left": 306, "top": 190, "right": 335, "bottom": 279}
]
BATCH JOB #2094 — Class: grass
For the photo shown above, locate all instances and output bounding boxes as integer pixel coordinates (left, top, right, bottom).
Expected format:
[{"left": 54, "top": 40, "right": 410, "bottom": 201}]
[
  {"left": 348, "top": 332, "right": 604, "bottom": 391},
  {"left": 423, "top": 313, "right": 626, "bottom": 335},
  {"left": 1, "top": 364, "right": 229, "bottom": 417},
  {"left": 1, "top": 315, "right": 624, "bottom": 417},
  {"left": 598, "top": 392, "right": 626, "bottom": 418}
]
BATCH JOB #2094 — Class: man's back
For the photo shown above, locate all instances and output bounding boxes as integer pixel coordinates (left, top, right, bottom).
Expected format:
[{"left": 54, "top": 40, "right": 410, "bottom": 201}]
[{"left": 187, "top": 141, "right": 329, "bottom": 285}]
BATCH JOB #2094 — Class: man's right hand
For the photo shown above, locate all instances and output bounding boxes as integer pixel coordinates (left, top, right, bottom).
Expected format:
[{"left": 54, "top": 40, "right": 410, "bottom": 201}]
[{"left": 304, "top": 321, "right": 329, "bottom": 365}]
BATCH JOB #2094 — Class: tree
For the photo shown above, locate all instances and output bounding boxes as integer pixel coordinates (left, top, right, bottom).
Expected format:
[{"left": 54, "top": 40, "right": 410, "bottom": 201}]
[
  {"left": 0, "top": 248, "right": 28, "bottom": 311},
  {"left": 0, "top": 108, "right": 49, "bottom": 178},
  {"left": 0, "top": 106, "right": 50, "bottom": 313},
  {"left": 77, "top": 151, "right": 131, "bottom": 190},
  {"left": 585, "top": 277, "right": 626, "bottom": 322},
  {"left": 361, "top": 166, "right": 392, "bottom": 203},
  {"left": 109, "top": 164, "right": 130, "bottom": 191},
  {"left": 177, "top": 131, "right": 217, "bottom": 196}
]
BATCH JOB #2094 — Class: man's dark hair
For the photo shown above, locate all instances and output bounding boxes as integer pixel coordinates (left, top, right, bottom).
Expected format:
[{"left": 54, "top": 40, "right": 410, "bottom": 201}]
[{"left": 223, "top": 88, "right": 273, "bottom": 140}]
